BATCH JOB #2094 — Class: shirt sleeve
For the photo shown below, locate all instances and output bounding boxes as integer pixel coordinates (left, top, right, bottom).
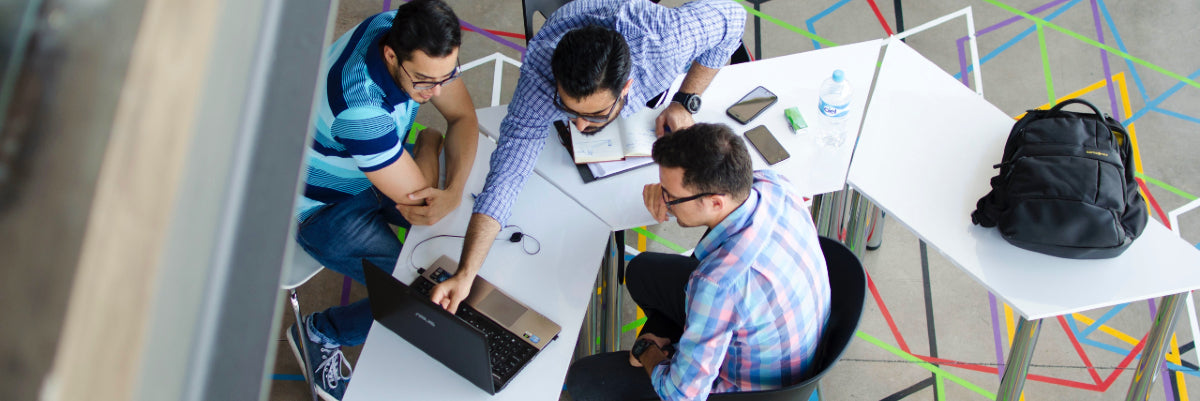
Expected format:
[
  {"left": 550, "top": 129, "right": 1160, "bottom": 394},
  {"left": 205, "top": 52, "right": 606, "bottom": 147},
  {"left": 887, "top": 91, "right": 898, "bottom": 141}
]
[
  {"left": 651, "top": 272, "right": 738, "bottom": 401},
  {"left": 330, "top": 106, "right": 404, "bottom": 172},
  {"left": 471, "top": 46, "right": 557, "bottom": 225},
  {"left": 675, "top": 0, "right": 747, "bottom": 69}
]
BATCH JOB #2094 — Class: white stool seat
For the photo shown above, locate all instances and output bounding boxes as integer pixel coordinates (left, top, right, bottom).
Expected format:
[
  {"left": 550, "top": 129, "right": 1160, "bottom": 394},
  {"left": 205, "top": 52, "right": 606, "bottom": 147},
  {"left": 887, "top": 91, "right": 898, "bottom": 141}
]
[{"left": 283, "top": 244, "right": 323, "bottom": 290}]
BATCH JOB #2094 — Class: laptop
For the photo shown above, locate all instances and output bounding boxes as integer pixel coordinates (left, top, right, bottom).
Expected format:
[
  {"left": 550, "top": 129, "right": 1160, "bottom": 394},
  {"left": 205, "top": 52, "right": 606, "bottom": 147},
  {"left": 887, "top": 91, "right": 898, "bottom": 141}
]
[{"left": 363, "top": 256, "right": 562, "bottom": 394}]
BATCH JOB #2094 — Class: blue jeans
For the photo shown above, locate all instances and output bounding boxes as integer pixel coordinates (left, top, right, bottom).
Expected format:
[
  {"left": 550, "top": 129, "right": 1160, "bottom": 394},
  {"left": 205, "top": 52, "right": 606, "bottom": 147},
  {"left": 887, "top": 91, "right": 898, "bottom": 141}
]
[{"left": 296, "top": 187, "right": 409, "bottom": 347}]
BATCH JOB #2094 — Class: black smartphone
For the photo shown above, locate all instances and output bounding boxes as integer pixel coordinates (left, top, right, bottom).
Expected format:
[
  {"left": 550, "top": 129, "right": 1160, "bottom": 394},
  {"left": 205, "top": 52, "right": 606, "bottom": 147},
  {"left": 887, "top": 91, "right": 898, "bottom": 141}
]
[
  {"left": 744, "top": 125, "right": 790, "bottom": 165},
  {"left": 726, "top": 86, "right": 779, "bottom": 124}
]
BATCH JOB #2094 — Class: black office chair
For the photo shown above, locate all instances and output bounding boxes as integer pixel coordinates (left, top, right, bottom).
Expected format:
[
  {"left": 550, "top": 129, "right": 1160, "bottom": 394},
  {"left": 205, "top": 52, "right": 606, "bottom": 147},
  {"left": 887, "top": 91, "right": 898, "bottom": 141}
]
[
  {"left": 708, "top": 236, "right": 868, "bottom": 401},
  {"left": 521, "top": 0, "right": 573, "bottom": 43}
]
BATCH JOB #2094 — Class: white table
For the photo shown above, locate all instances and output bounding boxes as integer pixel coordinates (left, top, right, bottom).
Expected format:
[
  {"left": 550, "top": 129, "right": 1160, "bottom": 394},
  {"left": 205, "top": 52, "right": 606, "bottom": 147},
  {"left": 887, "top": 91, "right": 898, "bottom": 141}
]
[
  {"left": 847, "top": 39, "right": 1200, "bottom": 400},
  {"left": 344, "top": 134, "right": 612, "bottom": 401},
  {"left": 477, "top": 39, "right": 885, "bottom": 231}
]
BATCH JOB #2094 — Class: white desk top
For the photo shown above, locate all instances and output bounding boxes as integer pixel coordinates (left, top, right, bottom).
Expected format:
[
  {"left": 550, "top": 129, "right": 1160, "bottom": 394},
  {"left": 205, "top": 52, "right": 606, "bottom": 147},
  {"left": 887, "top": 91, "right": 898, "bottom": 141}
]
[
  {"left": 344, "top": 135, "right": 612, "bottom": 400},
  {"left": 847, "top": 40, "right": 1200, "bottom": 320},
  {"left": 478, "top": 39, "right": 884, "bottom": 230}
]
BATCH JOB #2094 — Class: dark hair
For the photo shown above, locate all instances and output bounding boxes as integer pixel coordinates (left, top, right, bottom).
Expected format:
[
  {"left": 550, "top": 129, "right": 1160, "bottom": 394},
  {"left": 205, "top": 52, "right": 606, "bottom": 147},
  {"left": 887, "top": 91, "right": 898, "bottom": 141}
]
[
  {"left": 652, "top": 123, "right": 753, "bottom": 200},
  {"left": 385, "top": 0, "right": 462, "bottom": 61},
  {"left": 551, "top": 25, "right": 631, "bottom": 99}
]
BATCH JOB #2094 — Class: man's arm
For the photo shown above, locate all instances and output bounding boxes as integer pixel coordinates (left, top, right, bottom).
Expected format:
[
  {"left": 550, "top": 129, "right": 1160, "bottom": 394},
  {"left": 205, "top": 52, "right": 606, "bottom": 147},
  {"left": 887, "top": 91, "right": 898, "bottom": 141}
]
[
  {"left": 648, "top": 276, "right": 736, "bottom": 401},
  {"left": 429, "top": 45, "right": 556, "bottom": 311},
  {"left": 656, "top": 62, "right": 719, "bottom": 137},
  {"left": 653, "top": 0, "right": 745, "bottom": 137},
  {"left": 396, "top": 78, "right": 479, "bottom": 225},
  {"left": 429, "top": 213, "right": 500, "bottom": 313},
  {"left": 330, "top": 106, "right": 427, "bottom": 206}
]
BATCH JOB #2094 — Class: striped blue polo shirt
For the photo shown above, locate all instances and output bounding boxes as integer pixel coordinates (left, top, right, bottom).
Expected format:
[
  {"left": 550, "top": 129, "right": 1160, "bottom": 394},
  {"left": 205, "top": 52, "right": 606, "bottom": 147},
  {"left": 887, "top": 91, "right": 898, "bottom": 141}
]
[{"left": 296, "top": 11, "right": 418, "bottom": 223}]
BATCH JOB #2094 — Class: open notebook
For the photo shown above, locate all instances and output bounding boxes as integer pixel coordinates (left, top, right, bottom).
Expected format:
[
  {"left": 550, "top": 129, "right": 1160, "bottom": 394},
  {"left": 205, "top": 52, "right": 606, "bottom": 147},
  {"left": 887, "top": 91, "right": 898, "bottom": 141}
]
[{"left": 568, "top": 105, "right": 662, "bottom": 164}]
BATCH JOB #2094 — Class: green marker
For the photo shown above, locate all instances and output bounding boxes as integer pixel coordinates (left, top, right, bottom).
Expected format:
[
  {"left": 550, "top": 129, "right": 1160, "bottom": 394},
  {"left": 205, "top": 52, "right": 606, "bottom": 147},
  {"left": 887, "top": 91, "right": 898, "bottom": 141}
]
[{"left": 785, "top": 107, "right": 807, "bottom": 133}]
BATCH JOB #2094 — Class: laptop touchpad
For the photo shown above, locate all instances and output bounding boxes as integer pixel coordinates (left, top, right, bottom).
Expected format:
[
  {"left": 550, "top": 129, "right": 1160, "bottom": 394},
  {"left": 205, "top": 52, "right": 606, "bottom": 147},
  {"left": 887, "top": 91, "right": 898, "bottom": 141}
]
[{"left": 478, "top": 291, "right": 524, "bottom": 327}]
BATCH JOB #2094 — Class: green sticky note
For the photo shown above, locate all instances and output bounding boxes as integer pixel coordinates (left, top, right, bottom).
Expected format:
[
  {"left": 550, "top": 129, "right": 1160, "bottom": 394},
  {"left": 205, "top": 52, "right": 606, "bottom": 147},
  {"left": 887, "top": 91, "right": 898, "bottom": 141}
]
[{"left": 785, "top": 107, "right": 807, "bottom": 133}]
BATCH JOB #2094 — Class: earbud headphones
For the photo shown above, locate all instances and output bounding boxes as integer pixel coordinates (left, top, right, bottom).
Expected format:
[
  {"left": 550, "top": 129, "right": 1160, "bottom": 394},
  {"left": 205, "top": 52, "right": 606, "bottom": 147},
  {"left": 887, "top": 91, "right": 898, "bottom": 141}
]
[{"left": 407, "top": 224, "right": 541, "bottom": 272}]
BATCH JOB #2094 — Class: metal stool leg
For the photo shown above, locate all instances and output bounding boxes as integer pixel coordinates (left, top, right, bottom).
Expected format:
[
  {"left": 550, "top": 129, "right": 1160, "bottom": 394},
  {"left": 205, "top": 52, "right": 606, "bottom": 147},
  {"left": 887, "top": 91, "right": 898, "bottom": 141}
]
[{"left": 289, "top": 289, "right": 320, "bottom": 401}]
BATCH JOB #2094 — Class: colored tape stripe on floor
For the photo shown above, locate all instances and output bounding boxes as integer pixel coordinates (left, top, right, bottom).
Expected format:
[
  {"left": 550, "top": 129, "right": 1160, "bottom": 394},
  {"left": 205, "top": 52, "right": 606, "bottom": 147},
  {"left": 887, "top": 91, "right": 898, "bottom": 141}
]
[
  {"left": 981, "top": 0, "right": 1200, "bottom": 90},
  {"left": 1076, "top": 303, "right": 1127, "bottom": 339},
  {"left": 273, "top": 374, "right": 306, "bottom": 382},
  {"left": 1072, "top": 313, "right": 1140, "bottom": 346},
  {"left": 1057, "top": 316, "right": 1103, "bottom": 385},
  {"left": 857, "top": 331, "right": 997, "bottom": 399},
  {"left": 734, "top": 0, "right": 837, "bottom": 48},
  {"left": 1137, "top": 172, "right": 1199, "bottom": 201},
  {"left": 954, "top": 0, "right": 1081, "bottom": 82},
  {"left": 805, "top": 0, "right": 852, "bottom": 49},
  {"left": 866, "top": 271, "right": 911, "bottom": 353},
  {"left": 1086, "top": 0, "right": 1121, "bottom": 119},
  {"left": 630, "top": 227, "right": 687, "bottom": 253},
  {"left": 622, "top": 317, "right": 648, "bottom": 334},
  {"left": 864, "top": 0, "right": 894, "bottom": 36},
  {"left": 1036, "top": 23, "right": 1056, "bottom": 105}
]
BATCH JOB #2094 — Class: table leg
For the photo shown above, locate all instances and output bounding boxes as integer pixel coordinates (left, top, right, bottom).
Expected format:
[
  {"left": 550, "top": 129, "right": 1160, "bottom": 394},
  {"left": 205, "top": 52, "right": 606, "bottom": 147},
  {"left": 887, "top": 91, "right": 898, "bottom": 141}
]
[
  {"left": 996, "top": 317, "right": 1042, "bottom": 401},
  {"left": 812, "top": 189, "right": 847, "bottom": 241},
  {"left": 602, "top": 232, "right": 623, "bottom": 353},
  {"left": 1125, "top": 292, "right": 1187, "bottom": 401},
  {"left": 575, "top": 270, "right": 604, "bottom": 360},
  {"left": 844, "top": 190, "right": 875, "bottom": 256},
  {"left": 815, "top": 187, "right": 875, "bottom": 258},
  {"left": 577, "top": 232, "right": 628, "bottom": 358}
]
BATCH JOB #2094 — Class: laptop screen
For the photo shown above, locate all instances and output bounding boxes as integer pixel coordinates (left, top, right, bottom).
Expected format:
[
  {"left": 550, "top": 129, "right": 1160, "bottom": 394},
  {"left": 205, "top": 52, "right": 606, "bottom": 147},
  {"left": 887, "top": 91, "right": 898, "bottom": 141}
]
[{"left": 362, "top": 261, "right": 498, "bottom": 394}]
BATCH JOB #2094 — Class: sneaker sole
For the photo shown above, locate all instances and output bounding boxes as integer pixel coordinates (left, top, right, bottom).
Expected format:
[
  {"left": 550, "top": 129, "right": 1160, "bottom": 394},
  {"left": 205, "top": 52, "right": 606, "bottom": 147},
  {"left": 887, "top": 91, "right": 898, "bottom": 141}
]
[
  {"left": 314, "top": 386, "right": 342, "bottom": 401},
  {"left": 285, "top": 326, "right": 310, "bottom": 383}
]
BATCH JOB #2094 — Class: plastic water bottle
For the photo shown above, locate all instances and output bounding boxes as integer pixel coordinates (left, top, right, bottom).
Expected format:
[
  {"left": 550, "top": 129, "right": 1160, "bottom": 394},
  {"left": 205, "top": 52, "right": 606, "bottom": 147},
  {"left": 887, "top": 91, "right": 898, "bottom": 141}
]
[{"left": 817, "top": 69, "right": 853, "bottom": 147}]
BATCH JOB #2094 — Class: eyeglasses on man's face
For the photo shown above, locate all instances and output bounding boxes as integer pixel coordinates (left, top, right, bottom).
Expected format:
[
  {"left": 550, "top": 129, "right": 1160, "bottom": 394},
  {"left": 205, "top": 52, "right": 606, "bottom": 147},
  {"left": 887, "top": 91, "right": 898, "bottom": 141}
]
[
  {"left": 399, "top": 61, "right": 461, "bottom": 91},
  {"left": 661, "top": 187, "right": 721, "bottom": 211},
  {"left": 554, "top": 90, "right": 626, "bottom": 124}
]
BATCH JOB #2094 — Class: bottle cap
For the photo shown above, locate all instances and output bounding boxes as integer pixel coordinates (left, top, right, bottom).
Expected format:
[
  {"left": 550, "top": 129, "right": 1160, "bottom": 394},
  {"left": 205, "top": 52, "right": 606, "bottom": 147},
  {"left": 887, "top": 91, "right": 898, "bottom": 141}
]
[{"left": 832, "top": 69, "right": 845, "bottom": 82}]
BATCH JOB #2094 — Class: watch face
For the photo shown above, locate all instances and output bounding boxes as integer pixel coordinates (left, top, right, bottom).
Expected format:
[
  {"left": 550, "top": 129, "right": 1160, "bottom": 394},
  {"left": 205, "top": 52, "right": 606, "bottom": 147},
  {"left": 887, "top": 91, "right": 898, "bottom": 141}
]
[{"left": 686, "top": 96, "right": 701, "bottom": 113}]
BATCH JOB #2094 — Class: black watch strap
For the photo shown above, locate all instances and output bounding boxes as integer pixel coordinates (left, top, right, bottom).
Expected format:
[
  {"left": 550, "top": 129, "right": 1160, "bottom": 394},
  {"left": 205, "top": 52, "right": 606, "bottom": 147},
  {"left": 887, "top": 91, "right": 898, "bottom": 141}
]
[
  {"left": 671, "top": 91, "right": 702, "bottom": 114},
  {"left": 630, "top": 338, "right": 658, "bottom": 359}
]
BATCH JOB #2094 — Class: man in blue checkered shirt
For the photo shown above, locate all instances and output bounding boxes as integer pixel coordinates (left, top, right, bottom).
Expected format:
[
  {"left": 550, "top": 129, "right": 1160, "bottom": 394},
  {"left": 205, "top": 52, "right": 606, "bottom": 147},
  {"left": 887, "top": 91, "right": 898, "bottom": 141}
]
[
  {"left": 428, "top": 0, "right": 747, "bottom": 316},
  {"left": 565, "top": 123, "right": 831, "bottom": 400}
]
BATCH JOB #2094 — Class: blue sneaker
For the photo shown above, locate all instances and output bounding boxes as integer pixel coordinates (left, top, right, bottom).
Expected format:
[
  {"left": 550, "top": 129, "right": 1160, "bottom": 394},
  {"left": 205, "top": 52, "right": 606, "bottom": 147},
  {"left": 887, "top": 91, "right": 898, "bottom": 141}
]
[{"left": 287, "top": 319, "right": 353, "bottom": 401}]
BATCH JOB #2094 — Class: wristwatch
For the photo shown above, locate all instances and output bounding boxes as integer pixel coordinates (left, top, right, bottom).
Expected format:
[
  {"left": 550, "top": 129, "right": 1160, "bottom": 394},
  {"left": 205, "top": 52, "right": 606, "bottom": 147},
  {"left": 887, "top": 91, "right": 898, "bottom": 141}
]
[
  {"left": 630, "top": 338, "right": 659, "bottom": 359},
  {"left": 671, "top": 91, "right": 702, "bottom": 114}
]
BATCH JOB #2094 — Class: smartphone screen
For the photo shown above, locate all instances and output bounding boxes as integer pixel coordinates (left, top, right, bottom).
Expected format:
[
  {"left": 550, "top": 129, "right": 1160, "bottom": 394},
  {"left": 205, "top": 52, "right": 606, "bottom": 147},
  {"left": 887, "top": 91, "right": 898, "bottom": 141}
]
[
  {"left": 744, "top": 125, "right": 790, "bottom": 165},
  {"left": 726, "top": 86, "right": 779, "bottom": 125}
]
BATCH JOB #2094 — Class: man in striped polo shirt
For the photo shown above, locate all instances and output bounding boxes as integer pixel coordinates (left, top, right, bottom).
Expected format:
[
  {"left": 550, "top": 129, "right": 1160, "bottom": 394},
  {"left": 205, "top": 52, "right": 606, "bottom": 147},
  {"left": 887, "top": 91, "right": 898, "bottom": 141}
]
[
  {"left": 565, "top": 123, "right": 832, "bottom": 400},
  {"left": 287, "top": 1, "right": 478, "bottom": 399}
]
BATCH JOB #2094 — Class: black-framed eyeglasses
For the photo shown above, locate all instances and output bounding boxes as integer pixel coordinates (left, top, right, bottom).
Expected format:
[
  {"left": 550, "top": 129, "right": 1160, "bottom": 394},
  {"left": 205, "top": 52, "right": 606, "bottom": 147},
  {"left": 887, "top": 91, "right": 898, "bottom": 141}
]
[
  {"left": 554, "top": 90, "right": 626, "bottom": 124},
  {"left": 398, "top": 61, "right": 461, "bottom": 90},
  {"left": 661, "top": 188, "right": 721, "bottom": 210}
]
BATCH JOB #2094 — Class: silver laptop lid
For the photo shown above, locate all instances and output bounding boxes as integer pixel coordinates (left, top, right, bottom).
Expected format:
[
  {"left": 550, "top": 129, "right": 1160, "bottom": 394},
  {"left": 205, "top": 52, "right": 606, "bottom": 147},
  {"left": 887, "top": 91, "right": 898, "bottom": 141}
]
[{"left": 422, "top": 256, "right": 562, "bottom": 350}]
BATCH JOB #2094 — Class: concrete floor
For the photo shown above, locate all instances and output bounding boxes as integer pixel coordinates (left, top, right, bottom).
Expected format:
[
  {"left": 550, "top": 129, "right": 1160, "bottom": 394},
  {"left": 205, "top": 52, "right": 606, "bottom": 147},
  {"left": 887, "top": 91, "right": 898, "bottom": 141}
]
[{"left": 271, "top": 0, "right": 1200, "bottom": 399}]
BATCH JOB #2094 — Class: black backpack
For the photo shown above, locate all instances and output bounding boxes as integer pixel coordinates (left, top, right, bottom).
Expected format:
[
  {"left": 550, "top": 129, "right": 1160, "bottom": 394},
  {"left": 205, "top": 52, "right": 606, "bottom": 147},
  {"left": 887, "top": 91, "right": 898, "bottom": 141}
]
[{"left": 971, "top": 98, "right": 1147, "bottom": 259}]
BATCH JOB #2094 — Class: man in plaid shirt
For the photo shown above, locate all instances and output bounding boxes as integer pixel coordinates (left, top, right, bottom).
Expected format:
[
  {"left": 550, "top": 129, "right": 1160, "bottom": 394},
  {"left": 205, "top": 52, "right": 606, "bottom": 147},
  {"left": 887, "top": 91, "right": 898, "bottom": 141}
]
[{"left": 566, "top": 123, "right": 831, "bottom": 400}]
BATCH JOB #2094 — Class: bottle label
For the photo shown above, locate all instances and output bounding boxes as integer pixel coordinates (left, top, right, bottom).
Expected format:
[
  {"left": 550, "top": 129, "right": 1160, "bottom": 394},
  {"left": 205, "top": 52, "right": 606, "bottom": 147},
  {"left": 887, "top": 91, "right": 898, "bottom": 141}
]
[{"left": 818, "top": 98, "right": 849, "bottom": 118}]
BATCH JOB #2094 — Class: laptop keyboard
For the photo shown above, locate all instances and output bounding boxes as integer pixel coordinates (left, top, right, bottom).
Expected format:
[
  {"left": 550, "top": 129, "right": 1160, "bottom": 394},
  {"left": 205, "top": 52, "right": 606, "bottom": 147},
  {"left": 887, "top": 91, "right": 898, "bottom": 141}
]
[{"left": 411, "top": 277, "right": 538, "bottom": 384}]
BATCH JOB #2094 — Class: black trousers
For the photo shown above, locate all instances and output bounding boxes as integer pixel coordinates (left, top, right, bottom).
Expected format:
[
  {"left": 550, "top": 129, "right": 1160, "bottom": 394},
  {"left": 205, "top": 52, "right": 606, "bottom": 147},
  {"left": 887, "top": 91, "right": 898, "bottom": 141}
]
[
  {"left": 626, "top": 252, "right": 699, "bottom": 342},
  {"left": 565, "top": 252, "right": 699, "bottom": 401}
]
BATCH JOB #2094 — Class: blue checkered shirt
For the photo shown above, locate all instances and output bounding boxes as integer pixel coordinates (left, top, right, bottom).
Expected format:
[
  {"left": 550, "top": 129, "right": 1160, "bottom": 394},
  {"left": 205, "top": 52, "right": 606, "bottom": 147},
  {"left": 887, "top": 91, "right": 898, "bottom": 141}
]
[
  {"left": 473, "top": 0, "right": 746, "bottom": 224},
  {"left": 651, "top": 170, "right": 832, "bottom": 400}
]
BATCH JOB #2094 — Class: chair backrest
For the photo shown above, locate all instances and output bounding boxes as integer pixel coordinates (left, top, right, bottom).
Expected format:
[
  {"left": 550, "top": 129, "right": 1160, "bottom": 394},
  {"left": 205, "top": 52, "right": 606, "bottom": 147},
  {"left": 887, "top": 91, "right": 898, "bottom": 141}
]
[
  {"left": 707, "top": 236, "right": 867, "bottom": 400},
  {"left": 521, "top": 0, "right": 573, "bottom": 43}
]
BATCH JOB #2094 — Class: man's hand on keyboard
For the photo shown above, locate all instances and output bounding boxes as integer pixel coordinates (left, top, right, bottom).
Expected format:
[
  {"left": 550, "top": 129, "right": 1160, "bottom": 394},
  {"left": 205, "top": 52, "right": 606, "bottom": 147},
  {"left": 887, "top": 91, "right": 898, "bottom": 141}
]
[{"left": 430, "top": 273, "right": 473, "bottom": 314}]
